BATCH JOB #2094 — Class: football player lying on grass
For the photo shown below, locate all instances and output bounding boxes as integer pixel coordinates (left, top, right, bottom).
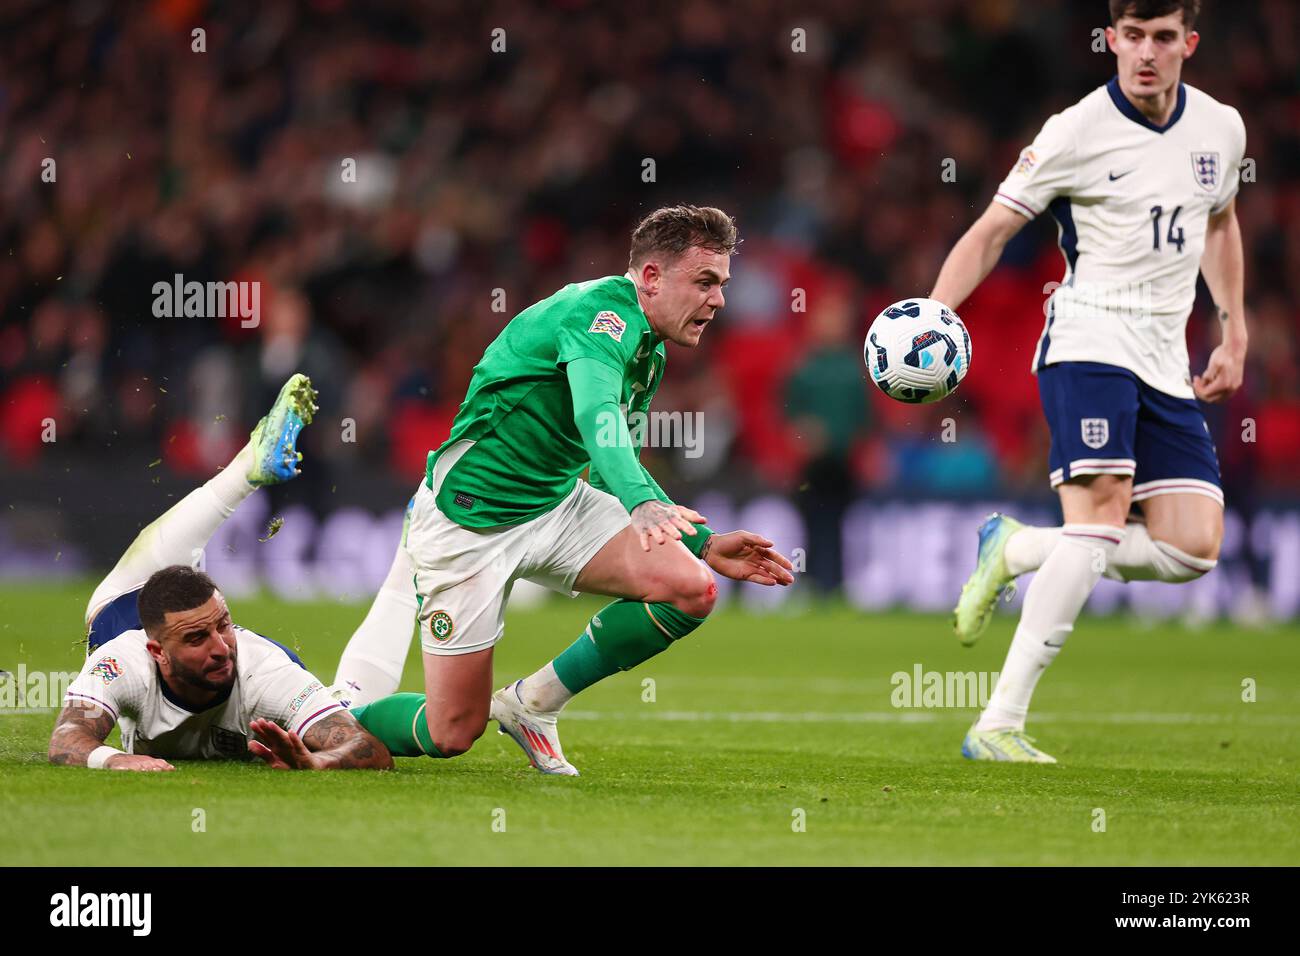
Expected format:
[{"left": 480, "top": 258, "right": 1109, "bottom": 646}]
[{"left": 48, "top": 374, "right": 392, "bottom": 771}]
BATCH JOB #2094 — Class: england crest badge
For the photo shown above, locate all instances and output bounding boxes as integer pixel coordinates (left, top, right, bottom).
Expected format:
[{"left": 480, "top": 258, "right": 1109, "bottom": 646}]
[
  {"left": 1191, "top": 151, "right": 1219, "bottom": 192},
  {"left": 1081, "top": 417, "right": 1110, "bottom": 450}
]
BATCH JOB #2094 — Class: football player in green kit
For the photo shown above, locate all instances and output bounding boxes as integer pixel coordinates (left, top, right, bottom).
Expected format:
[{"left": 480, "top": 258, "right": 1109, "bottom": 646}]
[{"left": 347, "top": 205, "right": 795, "bottom": 774}]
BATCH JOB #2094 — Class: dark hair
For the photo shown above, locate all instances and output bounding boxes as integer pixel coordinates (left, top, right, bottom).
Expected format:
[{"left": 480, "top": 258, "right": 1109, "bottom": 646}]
[
  {"left": 1109, "top": 0, "right": 1200, "bottom": 30},
  {"left": 137, "top": 565, "right": 218, "bottom": 635},
  {"left": 628, "top": 204, "right": 740, "bottom": 268}
]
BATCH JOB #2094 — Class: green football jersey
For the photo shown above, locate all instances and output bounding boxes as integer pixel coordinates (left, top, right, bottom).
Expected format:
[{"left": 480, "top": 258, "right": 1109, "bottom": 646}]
[{"left": 427, "top": 274, "right": 668, "bottom": 528}]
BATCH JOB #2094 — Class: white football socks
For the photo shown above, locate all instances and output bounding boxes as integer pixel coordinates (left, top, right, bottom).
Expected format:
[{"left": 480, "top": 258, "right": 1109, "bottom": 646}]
[
  {"left": 85, "top": 443, "right": 257, "bottom": 624},
  {"left": 332, "top": 541, "right": 419, "bottom": 707},
  {"left": 1004, "top": 525, "right": 1062, "bottom": 576},
  {"left": 516, "top": 662, "right": 572, "bottom": 714},
  {"left": 207, "top": 442, "right": 257, "bottom": 514},
  {"left": 976, "top": 524, "right": 1125, "bottom": 732},
  {"left": 1106, "top": 524, "right": 1217, "bottom": 582},
  {"left": 1005, "top": 521, "right": 1215, "bottom": 582}
]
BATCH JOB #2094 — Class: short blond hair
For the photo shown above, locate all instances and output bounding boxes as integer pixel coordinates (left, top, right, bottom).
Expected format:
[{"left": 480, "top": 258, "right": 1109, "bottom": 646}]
[{"left": 629, "top": 204, "right": 739, "bottom": 268}]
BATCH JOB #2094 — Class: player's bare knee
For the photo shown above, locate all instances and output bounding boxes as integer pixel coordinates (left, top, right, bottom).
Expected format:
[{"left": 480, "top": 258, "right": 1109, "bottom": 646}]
[
  {"left": 425, "top": 711, "right": 486, "bottom": 758},
  {"left": 670, "top": 563, "right": 717, "bottom": 618}
]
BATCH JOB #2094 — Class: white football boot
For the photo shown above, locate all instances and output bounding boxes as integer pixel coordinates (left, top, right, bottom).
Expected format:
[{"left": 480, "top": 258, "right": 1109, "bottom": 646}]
[{"left": 491, "top": 679, "right": 579, "bottom": 776}]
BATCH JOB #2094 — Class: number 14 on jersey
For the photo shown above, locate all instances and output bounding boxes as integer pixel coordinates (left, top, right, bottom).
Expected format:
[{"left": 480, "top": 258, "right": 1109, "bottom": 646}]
[{"left": 1150, "top": 204, "right": 1185, "bottom": 252}]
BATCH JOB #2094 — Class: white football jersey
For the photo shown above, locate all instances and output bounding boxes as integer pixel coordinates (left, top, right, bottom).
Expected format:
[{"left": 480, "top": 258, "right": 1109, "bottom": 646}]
[
  {"left": 994, "top": 77, "right": 1245, "bottom": 398},
  {"left": 64, "top": 625, "right": 343, "bottom": 760}
]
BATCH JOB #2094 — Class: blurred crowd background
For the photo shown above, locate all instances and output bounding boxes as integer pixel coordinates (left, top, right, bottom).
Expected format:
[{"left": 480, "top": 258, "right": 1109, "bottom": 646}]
[{"left": 2, "top": 0, "right": 1298, "bottom": 597}]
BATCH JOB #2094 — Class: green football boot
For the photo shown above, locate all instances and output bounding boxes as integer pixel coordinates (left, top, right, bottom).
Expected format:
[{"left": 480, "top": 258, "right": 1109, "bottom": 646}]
[
  {"left": 961, "top": 726, "right": 1057, "bottom": 764},
  {"left": 953, "top": 512, "right": 1024, "bottom": 646},
  {"left": 247, "top": 373, "right": 318, "bottom": 486}
]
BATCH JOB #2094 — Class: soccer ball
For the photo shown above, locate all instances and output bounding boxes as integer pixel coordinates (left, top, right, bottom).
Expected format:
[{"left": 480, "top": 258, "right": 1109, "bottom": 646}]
[{"left": 864, "top": 298, "right": 972, "bottom": 404}]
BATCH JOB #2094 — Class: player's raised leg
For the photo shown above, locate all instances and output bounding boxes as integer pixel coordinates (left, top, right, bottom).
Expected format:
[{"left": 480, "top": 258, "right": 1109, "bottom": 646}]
[
  {"left": 953, "top": 498, "right": 1219, "bottom": 646},
  {"left": 84, "top": 373, "right": 317, "bottom": 646},
  {"left": 971, "top": 502, "right": 1218, "bottom": 591}
]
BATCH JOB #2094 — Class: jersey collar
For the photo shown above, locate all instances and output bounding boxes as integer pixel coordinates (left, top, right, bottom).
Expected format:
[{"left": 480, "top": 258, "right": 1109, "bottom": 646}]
[{"left": 1107, "top": 75, "right": 1186, "bottom": 133}]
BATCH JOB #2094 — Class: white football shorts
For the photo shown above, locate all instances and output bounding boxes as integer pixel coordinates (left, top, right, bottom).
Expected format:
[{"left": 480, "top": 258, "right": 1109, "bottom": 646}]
[{"left": 405, "top": 442, "right": 629, "bottom": 655}]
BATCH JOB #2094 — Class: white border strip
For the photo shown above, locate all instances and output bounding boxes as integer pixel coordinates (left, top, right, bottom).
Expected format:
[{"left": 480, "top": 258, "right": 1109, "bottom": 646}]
[
  {"left": 1131, "top": 478, "right": 1224, "bottom": 506},
  {"left": 1070, "top": 458, "right": 1137, "bottom": 469},
  {"left": 1049, "top": 458, "right": 1136, "bottom": 487}
]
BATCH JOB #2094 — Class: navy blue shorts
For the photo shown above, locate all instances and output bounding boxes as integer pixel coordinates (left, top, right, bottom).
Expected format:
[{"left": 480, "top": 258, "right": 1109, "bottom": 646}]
[
  {"left": 1037, "top": 362, "right": 1223, "bottom": 506},
  {"left": 86, "top": 586, "right": 306, "bottom": 668},
  {"left": 86, "top": 588, "right": 147, "bottom": 653}
]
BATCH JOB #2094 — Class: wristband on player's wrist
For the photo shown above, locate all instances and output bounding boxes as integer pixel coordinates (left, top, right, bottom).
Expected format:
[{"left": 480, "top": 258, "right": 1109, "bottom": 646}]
[
  {"left": 682, "top": 524, "right": 714, "bottom": 559},
  {"left": 87, "top": 745, "right": 124, "bottom": 769}
]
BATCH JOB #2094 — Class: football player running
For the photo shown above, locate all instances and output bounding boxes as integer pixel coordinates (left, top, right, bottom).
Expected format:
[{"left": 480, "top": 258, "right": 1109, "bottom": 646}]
[
  {"left": 932, "top": 0, "right": 1246, "bottom": 762},
  {"left": 340, "top": 205, "right": 795, "bottom": 775}
]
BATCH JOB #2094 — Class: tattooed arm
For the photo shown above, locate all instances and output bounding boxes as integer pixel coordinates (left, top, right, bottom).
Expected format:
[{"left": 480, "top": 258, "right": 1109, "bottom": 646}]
[
  {"left": 302, "top": 712, "right": 392, "bottom": 770},
  {"left": 248, "top": 713, "right": 393, "bottom": 770},
  {"left": 48, "top": 700, "right": 173, "bottom": 771}
]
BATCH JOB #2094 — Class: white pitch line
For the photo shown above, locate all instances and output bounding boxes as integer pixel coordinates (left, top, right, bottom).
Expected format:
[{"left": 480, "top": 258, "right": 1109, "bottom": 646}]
[{"left": 560, "top": 710, "right": 1298, "bottom": 727}]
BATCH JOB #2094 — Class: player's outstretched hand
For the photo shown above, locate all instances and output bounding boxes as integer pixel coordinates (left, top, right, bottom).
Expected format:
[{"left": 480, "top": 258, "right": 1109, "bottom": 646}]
[
  {"left": 1193, "top": 341, "right": 1246, "bottom": 403},
  {"left": 630, "top": 500, "right": 707, "bottom": 552},
  {"left": 106, "top": 754, "right": 175, "bottom": 771},
  {"left": 248, "top": 718, "right": 320, "bottom": 770},
  {"left": 704, "top": 531, "right": 795, "bottom": 587}
]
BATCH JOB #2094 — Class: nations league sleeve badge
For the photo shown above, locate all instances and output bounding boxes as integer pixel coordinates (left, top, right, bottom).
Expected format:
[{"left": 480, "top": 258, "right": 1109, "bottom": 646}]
[{"left": 589, "top": 311, "right": 626, "bottom": 342}]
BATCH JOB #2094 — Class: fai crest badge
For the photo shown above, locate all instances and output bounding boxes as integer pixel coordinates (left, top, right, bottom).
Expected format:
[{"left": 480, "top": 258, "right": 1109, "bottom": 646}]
[
  {"left": 589, "top": 311, "right": 626, "bottom": 342},
  {"left": 428, "top": 610, "right": 454, "bottom": 642},
  {"left": 1191, "top": 151, "right": 1219, "bottom": 192},
  {"left": 1081, "top": 417, "right": 1110, "bottom": 450}
]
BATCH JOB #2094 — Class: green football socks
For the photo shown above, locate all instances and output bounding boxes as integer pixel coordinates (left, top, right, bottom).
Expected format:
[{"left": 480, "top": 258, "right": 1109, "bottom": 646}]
[
  {"left": 552, "top": 599, "right": 706, "bottom": 695},
  {"left": 350, "top": 692, "right": 443, "bottom": 758}
]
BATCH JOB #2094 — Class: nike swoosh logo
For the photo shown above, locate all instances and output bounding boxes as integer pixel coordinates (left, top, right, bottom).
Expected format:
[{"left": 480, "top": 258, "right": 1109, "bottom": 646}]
[
  {"left": 1044, "top": 640, "right": 1066, "bottom": 648},
  {"left": 1108, "top": 170, "right": 1133, "bottom": 181}
]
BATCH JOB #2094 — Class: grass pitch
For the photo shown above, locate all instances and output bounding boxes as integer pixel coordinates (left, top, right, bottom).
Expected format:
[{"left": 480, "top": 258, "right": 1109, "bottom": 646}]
[{"left": 1, "top": 582, "right": 1297, "bottom": 866}]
